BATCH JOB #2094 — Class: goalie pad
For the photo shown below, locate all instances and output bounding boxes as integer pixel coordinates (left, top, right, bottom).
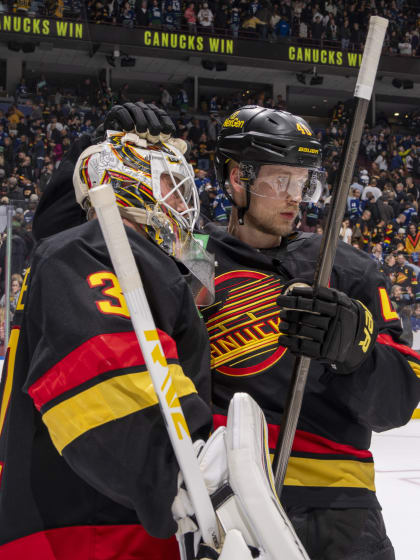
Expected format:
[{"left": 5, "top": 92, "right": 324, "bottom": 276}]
[
  {"left": 225, "top": 393, "right": 309, "bottom": 560},
  {"left": 172, "top": 393, "right": 309, "bottom": 559},
  {"left": 198, "top": 530, "right": 254, "bottom": 560}
]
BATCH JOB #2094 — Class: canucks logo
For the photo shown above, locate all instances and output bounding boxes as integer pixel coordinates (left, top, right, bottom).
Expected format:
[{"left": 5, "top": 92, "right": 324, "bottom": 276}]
[{"left": 202, "top": 270, "right": 287, "bottom": 376}]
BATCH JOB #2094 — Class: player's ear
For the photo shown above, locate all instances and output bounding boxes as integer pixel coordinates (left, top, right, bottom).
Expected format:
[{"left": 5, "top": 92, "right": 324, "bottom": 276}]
[
  {"left": 229, "top": 165, "right": 241, "bottom": 191},
  {"left": 228, "top": 164, "right": 247, "bottom": 207}
]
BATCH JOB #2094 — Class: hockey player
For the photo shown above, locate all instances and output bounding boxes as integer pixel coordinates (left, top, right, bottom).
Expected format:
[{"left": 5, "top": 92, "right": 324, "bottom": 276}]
[
  {"left": 0, "top": 104, "right": 308, "bottom": 560},
  {"left": 0, "top": 120, "right": 216, "bottom": 558},
  {"left": 27, "top": 102, "right": 420, "bottom": 559},
  {"left": 201, "top": 105, "right": 420, "bottom": 559}
]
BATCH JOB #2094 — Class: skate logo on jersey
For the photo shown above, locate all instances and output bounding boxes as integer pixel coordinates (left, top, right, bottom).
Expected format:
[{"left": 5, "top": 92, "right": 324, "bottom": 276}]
[{"left": 204, "top": 270, "right": 287, "bottom": 376}]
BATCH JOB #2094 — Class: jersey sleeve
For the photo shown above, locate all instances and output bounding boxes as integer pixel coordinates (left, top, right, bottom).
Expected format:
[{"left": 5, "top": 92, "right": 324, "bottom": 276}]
[
  {"left": 330, "top": 255, "right": 420, "bottom": 432},
  {"left": 22, "top": 231, "right": 213, "bottom": 539}
]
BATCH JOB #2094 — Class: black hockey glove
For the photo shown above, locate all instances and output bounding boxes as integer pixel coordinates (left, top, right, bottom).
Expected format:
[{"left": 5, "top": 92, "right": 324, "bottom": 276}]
[
  {"left": 277, "top": 285, "right": 377, "bottom": 374},
  {"left": 94, "top": 102, "right": 176, "bottom": 141}
]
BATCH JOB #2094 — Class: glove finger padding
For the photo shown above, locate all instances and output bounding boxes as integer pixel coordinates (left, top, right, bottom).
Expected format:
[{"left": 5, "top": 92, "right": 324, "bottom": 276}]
[
  {"left": 146, "top": 103, "right": 177, "bottom": 136},
  {"left": 134, "top": 101, "right": 162, "bottom": 135},
  {"left": 102, "top": 102, "right": 177, "bottom": 142},
  {"left": 278, "top": 285, "right": 378, "bottom": 373},
  {"left": 103, "top": 104, "right": 134, "bottom": 132}
]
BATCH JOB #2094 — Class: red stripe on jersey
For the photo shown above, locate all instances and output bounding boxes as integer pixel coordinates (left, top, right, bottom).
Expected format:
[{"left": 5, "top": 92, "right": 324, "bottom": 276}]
[
  {"left": 377, "top": 333, "right": 420, "bottom": 360},
  {"left": 28, "top": 330, "right": 178, "bottom": 411},
  {"left": 0, "top": 525, "right": 179, "bottom": 560},
  {"left": 213, "top": 414, "right": 372, "bottom": 459}
]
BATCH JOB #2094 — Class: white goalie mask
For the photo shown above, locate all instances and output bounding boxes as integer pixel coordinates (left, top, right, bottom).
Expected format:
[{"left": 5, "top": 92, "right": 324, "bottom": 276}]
[{"left": 73, "top": 131, "right": 215, "bottom": 305}]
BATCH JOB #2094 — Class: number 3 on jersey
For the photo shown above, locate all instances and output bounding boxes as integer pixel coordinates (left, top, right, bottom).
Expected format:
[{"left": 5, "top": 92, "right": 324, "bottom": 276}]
[{"left": 87, "top": 271, "right": 130, "bottom": 318}]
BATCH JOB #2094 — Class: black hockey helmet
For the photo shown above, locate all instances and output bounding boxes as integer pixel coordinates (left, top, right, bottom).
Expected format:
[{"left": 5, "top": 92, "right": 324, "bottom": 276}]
[{"left": 214, "top": 106, "right": 323, "bottom": 222}]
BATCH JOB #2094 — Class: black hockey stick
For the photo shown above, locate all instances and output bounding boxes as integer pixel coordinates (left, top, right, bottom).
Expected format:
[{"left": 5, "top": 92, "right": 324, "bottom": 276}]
[{"left": 273, "top": 16, "right": 389, "bottom": 495}]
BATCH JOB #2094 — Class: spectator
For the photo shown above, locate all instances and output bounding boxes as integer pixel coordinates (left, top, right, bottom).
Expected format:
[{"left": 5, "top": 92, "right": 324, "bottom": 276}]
[
  {"left": 6, "top": 177, "right": 24, "bottom": 201},
  {"left": 339, "top": 218, "right": 353, "bottom": 244},
  {"left": 390, "top": 283, "right": 414, "bottom": 345},
  {"left": 326, "top": 16, "right": 339, "bottom": 42},
  {"left": 361, "top": 179, "right": 382, "bottom": 201},
  {"left": 347, "top": 186, "right": 364, "bottom": 224},
  {"left": 406, "top": 223, "right": 420, "bottom": 257},
  {"left": 341, "top": 18, "right": 351, "bottom": 49},
  {"left": 0, "top": 272, "right": 23, "bottom": 319},
  {"left": 136, "top": 0, "right": 149, "bottom": 26},
  {"left": 395, "top": 251, "right": 419, "bottom": 291},
  {"left": 311, "top": 15, "right": 323, "bottom": 41},
  {"left": 197, "top": 132, "right": 211, "bottom": 171},
  {"left": 230, "top": 6, "right": 240, "bottom": 38},
  {"left": 159, "top": 85, "right": 172, "bottom": 109},
  {"left": 353, "top": 208, "right": 375, "bottom": 251},
  {"left": 176, "top": 88, "right": 189, "bottom": 114},
  {"left": 122, "top": 2, "right": 135, "bottom": 28},
  {"left": 38, "top": 162, "right": 54, "bottom": 194},
  {"left": 197, "top": 2, "right": 214, "bottom": 33},
  {"left": 149, "top": 0, "right": 162, "bottom": 27},
  {"left": 163, "top": 3, "right": 176, "bottom": 30},
  {"left": 187, "top": 118, "right": 202, "bottom": 145},
  {"left": 7, "top": 105, "right": 24, "bottom": 129},
  {"left": 184, "top": 3, "right": 196, "bottom": 34}
]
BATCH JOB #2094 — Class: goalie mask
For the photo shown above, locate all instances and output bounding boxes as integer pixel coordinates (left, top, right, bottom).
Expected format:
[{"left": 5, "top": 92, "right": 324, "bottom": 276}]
[{"left": 73, "top": 131, "right": 214, "bottom": 305}]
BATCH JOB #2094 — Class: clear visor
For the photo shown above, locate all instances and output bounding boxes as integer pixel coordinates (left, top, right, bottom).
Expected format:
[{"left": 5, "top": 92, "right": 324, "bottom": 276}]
[
  {"left": 150, "top": 150, "right": 199, "bottom": 232},
  {"left": 240, "top": 163, "right": 326, "bottom": 203}
]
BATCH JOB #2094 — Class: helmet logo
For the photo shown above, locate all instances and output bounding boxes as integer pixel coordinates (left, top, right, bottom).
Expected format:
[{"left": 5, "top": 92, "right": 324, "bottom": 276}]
[
  {"left": 296, "top": 122, "right": 312, "bottom": 136},
  {"left": 298, "top": 147, "right": 319, "bottom": 154},
  {"left": 223, "top": 110, "right": 245, "bottom": 129}
]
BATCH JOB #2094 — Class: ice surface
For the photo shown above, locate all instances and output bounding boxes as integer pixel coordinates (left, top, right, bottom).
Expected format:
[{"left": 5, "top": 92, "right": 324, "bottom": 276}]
[{"left": 371, "top": 420, "right": 420, "bottom": 559}]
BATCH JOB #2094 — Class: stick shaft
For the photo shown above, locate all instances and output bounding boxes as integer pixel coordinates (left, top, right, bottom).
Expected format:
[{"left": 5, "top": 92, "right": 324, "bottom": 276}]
[
  {"left": 89, "top": 184, "right": 220, "bottom": 548},
  {"left": 273, "top": 16, "right": 388, "bottom": 495}
]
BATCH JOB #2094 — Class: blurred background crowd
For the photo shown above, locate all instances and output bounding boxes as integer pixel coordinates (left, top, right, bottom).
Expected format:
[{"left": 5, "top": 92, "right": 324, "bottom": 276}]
[
  {"left": 0, "top": 0, "right": 419, "bottom": 54},
  {"left": 0, "top": 0, "right": 419, "bottom": 353}
]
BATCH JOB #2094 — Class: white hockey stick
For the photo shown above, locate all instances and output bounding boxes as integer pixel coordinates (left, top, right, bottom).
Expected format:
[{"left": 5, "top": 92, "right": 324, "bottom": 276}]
[{"left": 89, "top": 184, "right": 220, "bottom": 551}]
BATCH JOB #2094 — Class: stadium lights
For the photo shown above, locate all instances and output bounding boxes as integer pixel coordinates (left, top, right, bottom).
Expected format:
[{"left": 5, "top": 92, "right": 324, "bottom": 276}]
[
  {"left": 296, "top": 72, "right": 306, "bottom": 84},
  {"left": 392, "top": 78, "right": 402, "bottom": 88}
]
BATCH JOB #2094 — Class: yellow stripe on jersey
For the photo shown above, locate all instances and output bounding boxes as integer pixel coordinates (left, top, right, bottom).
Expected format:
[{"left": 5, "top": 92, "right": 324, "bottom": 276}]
[
  {"left": 408, "top": 361, "right": 420, "bottom": 379},
  {"left": 269, "top": 455, "right": 375, "bottom": 491},
  {"left": 43, "top": 364, "right": 196, "bottom": 454}
]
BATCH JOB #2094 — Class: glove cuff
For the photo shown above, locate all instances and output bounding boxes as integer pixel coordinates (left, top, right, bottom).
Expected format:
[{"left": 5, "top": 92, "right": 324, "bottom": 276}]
[{"left": 333, "top": 299, "right": 378, "bottom": 374}]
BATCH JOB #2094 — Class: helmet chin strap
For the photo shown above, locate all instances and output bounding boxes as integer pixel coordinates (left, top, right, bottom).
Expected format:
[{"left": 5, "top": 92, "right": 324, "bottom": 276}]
[{"left": 233, "top": 161, "right": 259, "bottom": 226}]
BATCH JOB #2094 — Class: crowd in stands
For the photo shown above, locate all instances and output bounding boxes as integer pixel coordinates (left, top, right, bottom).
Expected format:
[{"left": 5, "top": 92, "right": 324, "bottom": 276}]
[
  {"left": 299, "top": 102, "right": 420, "bottom": 347},
  {"left": 2, "top": 0, "right": 420, "bottom": 55},
  {"left": 0, "top": 74, "right": 420, "bottom": 350}
]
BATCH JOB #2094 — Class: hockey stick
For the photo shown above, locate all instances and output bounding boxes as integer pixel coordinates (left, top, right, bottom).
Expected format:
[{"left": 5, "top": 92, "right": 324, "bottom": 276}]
[
  {"left": 88, "top": 184, "right": 221, "bottom": 552},
  {"left": 273, "top": 16, "right": 389, "bottom": 495}
]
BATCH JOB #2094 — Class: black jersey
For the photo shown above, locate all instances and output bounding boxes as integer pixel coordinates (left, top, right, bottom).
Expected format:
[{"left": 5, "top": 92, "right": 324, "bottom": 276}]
[
  {"left": 201, "top": 223, "right": 420, "bottom": 511},
  {"left": 0, "top": 220, "right": 212, "bottom": 559}
]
